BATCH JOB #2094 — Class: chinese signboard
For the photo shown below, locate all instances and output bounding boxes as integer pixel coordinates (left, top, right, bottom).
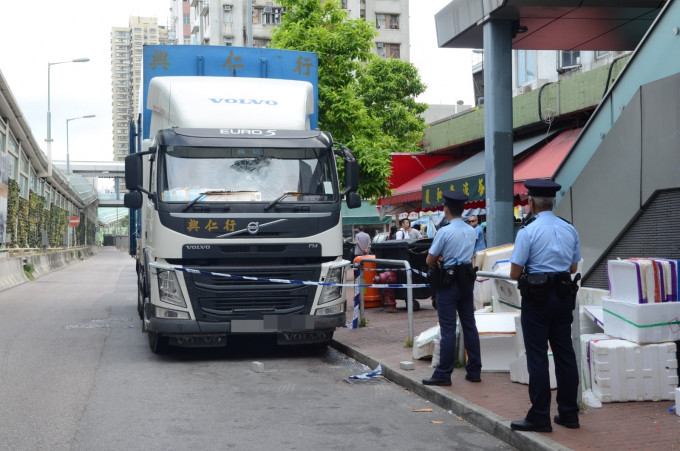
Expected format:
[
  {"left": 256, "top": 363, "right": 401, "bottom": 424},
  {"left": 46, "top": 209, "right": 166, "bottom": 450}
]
[{"left": 422, "top": 174, "right": 486, "bottom": 209}]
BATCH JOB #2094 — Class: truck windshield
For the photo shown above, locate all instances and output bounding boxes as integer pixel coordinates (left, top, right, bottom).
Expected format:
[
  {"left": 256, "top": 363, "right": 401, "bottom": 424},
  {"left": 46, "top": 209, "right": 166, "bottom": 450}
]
[{"left": 159, "top": 146, "right": 338, "bottom": 203}]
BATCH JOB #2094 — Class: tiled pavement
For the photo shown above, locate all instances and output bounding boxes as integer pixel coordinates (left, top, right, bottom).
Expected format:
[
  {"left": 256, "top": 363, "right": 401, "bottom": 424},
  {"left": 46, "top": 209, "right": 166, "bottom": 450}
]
[{"left": 332, "top": 298, "right": 680, "bottom": 451}]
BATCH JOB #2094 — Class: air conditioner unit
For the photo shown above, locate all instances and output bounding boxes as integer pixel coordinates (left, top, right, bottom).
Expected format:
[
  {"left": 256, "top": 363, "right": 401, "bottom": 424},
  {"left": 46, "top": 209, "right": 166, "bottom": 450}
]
[
  {"left": 520, "top": 84, "right": 532, "bottom": 94},
  {"left": 223, "top": 5, "right": 231, "bottom": 12}
]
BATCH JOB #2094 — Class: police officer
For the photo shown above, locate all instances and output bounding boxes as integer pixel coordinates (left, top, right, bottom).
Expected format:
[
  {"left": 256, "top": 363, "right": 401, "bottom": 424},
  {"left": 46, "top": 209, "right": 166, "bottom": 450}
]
[
  {"left": 509, "top": 179, "right": 581, "bottom": 432},
  {"left": 422, "top": 191, "right": 482, "bottom": 386}
]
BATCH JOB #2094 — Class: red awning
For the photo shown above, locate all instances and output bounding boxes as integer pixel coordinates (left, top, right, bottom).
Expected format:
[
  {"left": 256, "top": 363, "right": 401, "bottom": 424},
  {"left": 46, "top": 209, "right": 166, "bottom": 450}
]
[
  {"left": 514, "top": 128, "right": 581, "bottom": 185},
  {"left": 379, "top": 158, "right": 463, "bottom": 206}
]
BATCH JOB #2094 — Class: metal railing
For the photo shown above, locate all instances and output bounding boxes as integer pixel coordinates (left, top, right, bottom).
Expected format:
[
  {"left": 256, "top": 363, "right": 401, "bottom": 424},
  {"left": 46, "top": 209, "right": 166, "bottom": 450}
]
[{"left": 356, "top": 258, "right": 417, "bottom": 344}]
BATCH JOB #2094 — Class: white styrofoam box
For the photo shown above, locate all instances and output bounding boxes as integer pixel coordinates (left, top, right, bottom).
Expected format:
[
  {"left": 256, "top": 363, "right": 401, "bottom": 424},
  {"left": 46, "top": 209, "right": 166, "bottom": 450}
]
[
  {"left": 475, "top": 244, "right": 514, "bottom": 272},
  {"left": 479, "top": 334, "right": 516, "bottom": 371},
  {"left": 514, "top": 314, "right": 524, "bottom": 356},
  {"left": 607, "top": 259, "right": 650, "bottom": 304},
  {"left": 475, "top": 312, "right": 518, "bottom": 334},
  {"left": 475, "top": 312, "right": 519, "bottom": 372},
  {"left": 509, "top": 352, "right": 557, "bottom": 389},
  {"left": 494, "top": 279, "right": 521, "bottom": 311},
  {"left": 676, "top": 387, "right": 680, "bottom": 417},
  {"left": 579, "top": 333, "right": 612, "bottom": 391},
  {"left": 577, "top": 287, "right": 609, "bottom": 307},
  {"left": 473, "top": 278, "right": 493, "bottom": 309},
  {"left": 580, "top": 308, "right": 603, "bottom": 335},
  {"left": 589, "top": 338, "right": 678, "bottom": 403},
  {"left": 603, "top": 298, "right": 680, "bottom": 343}
]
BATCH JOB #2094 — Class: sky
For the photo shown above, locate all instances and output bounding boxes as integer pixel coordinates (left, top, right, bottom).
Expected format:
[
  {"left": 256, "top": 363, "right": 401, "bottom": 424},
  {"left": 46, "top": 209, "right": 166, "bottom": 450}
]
[{"left": 0, "top": 0, "right": 472, "bottom": 164}]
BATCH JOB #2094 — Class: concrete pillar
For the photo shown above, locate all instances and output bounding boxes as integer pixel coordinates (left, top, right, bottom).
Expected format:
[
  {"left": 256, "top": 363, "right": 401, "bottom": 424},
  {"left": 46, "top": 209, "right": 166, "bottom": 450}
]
[{"left": 483, "top": 19, "right": 515, "bottom": 247}]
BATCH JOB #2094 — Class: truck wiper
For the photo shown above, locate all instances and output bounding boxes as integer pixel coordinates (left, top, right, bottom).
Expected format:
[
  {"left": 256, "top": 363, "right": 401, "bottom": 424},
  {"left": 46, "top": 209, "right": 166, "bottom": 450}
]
[
  {"left": 264, "top": 192, "right": 317, "bottom": 211},
  {"left": 182, "top": 190, "right": 236, "bottom": 212}
]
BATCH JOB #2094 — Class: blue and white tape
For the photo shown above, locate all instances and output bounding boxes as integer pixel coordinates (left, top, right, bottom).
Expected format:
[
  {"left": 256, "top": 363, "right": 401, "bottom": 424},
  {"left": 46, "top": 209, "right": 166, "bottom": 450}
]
[{"left": 174, "top": 266, "right": 430, "bottom": 288}]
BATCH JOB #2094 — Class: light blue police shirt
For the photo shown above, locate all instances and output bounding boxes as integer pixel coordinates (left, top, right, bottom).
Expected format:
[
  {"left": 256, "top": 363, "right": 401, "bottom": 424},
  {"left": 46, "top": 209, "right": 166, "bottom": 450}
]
[
  {"left": 510, "top": 211, "right": 581, "bottom": 273},
  {"left": 428, "top": 218, "right": 476, "bottom": 267}
]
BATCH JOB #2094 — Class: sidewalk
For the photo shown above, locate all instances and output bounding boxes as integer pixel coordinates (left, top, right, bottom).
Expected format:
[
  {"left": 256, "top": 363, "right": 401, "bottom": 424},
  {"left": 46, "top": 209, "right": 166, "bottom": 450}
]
[{"left": 332, "top": 299, "right": 680, "bottom": 451}]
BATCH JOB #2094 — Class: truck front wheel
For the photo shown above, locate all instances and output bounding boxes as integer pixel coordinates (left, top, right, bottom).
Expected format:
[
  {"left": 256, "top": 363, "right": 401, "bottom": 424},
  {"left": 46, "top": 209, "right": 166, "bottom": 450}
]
[{"left": 148, "top": 331, "right": 169, "bottom": 354}]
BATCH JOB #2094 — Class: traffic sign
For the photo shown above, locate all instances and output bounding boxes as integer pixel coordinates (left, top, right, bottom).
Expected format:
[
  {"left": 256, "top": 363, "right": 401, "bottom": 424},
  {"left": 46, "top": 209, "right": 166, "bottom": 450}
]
[{"left": 69, "top": 216, "right": 80, "bottom": 227}]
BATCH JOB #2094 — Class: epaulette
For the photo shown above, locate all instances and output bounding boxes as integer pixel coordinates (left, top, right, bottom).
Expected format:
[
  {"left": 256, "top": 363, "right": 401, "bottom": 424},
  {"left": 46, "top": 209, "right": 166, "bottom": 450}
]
[{"left": 519, "top": 215, "right": 537, "bottom": 229}]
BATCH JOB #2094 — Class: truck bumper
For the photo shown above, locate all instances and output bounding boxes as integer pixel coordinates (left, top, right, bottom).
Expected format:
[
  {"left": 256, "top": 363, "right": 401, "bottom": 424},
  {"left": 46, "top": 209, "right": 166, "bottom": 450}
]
[{"left": 146, "top": 304, "right": 344, "bottom": 336}]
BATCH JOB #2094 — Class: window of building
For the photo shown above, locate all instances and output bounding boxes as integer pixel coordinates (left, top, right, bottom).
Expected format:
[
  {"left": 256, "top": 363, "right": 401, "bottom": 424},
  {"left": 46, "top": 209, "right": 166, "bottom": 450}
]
[
  {"left": 19, "top": 152, "right": 28, "bottom": 174},
  {"left": 19, "top": 174, "right": 28, "bottom": 199},
  {"left": 517, "top": 50, "right": 536, "bottom": 86},
  {"left": 30, "top": 168, "right": 37, "bottom": 193},
  {"left": 262, "top": 7, "right": 282, "bottom": 25},
  {"left": 8, "top": 153, "right": 17, "bottom": 180},
  {"left": 376, "top": 13, "right": 399, "bottom": 30},
  {"left": 183, "top": 13, "right": 191, "bottom": 25},
  {"left": 376, "top": 42, "right": 400, "bottom": 59},
  {"left": 224, "top": 37, "right": 233, "bottom": 46},
  {"left": 0, "top": 129, "right": 5, "bottom": 152},
  {"left": 253, "top": 38, "right": 270, "bottom": 48},
  {"left": 595, "top": 50, "right": 612, "bottom": 59},
  {"left": 223, "top": 5, "right": 232, "bottom": 23},
  {"left": 8, "top": 133, "right": 17, "bottom": 154},
  {"left": 558, "top": 50, "right": 580, "bottom": 71}
]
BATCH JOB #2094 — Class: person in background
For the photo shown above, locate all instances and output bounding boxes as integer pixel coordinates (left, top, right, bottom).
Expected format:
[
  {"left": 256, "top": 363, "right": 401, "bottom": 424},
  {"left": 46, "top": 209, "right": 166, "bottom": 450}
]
[
  {"left": 467, "top": 215, "right": 486, "bottom": 253},
  {"left": 388, "top": 225, "right": 398, "bottom": 240},
  {"left": 395, "top": 218, "right": 413, "bottom": 240},
  {"left": 509, "top": 179, "right": 581, "bottom": 433},
  {"left": 353, "top": 226, "right": 371, "bottom": 256},
  {"left": 410, "top": 223, "right": 423, "bottom": 240},
  {"left": 422, "top": 191, "right": 481, "bottom": 386}
]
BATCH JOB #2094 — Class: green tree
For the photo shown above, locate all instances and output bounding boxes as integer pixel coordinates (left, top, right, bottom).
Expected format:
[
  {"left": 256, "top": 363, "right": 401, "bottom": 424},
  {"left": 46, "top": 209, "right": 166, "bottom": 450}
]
[
  {"left": 269, "top": 0, "right": 427, "bottom": 201},
  {"left": 357, "top": 56, "right": 427, "bottom": 153}
]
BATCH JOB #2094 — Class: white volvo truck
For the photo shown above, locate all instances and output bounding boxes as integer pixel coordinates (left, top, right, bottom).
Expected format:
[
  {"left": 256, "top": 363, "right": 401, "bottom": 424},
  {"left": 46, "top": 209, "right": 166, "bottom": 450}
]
[{"left": 125, "top": 46, "right": 361, "bottom": 353}]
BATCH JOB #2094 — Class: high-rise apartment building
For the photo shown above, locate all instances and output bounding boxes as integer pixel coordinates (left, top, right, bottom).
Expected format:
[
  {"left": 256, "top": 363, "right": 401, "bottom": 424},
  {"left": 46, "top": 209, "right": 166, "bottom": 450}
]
[
  {"left": 112, "top": 2, "right": 408, "bottom": 162},
  {"left": 110, "top": 17, "right": 168, "bottom": 162},
  {"left": 168, "top": 0, "right": 409, "bottom": 60}
]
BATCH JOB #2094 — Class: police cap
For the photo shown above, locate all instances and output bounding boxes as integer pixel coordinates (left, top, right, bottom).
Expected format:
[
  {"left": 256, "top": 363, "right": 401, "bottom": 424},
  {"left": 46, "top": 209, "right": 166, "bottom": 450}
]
[
  {"left": 442, "top": 191, "right": 468, "bottom": 209},
  {"left": 525, "top": 179, "right": 561, "bottom": 197}
]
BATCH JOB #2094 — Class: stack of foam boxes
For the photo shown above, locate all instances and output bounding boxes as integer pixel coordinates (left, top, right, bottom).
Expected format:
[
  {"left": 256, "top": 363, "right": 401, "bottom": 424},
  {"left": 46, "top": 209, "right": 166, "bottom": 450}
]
[
  {"left": 473, "top": 244, "right": 515, "bottom": 311},
  {"left": 581, "top": 258, "right": 680, "bottom": 403}
]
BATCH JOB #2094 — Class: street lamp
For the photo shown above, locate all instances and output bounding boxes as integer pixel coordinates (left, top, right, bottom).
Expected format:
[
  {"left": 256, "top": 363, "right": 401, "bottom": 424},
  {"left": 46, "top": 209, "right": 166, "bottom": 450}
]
[
  {"left": 43, "top": 58, "right": 89, "bottom": 177},
  {"left": 66, "top": 115, "right": 95, "bottom": 174}
]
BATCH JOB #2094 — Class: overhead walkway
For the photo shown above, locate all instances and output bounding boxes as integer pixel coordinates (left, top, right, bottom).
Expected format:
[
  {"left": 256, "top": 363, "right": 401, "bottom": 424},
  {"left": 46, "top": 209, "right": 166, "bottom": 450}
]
[
  {"left": 54, "top": 161, "right": 127, "bottom": 224},
  {"left": 553, "top": 0, "right": 680, "bottom": 286}
]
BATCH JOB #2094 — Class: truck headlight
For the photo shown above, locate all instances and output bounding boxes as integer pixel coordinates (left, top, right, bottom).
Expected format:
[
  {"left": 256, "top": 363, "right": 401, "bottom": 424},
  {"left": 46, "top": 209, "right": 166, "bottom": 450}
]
[
  {"left": 318, "top": 266, "right": 344, "bottom": 305},
  {"left": 157, "top": 269, "right": 187, "bottom": 308}
]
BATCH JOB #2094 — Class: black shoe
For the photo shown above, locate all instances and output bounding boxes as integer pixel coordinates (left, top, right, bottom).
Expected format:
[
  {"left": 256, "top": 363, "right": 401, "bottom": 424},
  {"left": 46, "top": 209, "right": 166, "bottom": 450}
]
[
  {"left": 554, "top": 415, "right": 580, "bottom": 429},
  {"left": 510, "top": 420, "right": 552, "bottom": 433},
  {"left": 422, "top": 377, "right": 452, "bottom": 386},
  {"left": 465, "top": 374, "right": 481, "bottom": 382}
]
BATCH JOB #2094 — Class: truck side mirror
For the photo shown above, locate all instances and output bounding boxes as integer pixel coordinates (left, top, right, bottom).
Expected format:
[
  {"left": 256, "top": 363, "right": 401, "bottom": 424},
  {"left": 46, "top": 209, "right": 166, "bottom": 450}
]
[
  {"left": 125, "top": 153, "right": 144, "bottom": 190},
  {"left": 344, "top": 159, "right": 359, "bottom": 193},
  {"left": 346, "top": 192, "right": 361, "bottom": 209},
  {"left": 124, "top": 191, "right": 143, "bottom": 209}
]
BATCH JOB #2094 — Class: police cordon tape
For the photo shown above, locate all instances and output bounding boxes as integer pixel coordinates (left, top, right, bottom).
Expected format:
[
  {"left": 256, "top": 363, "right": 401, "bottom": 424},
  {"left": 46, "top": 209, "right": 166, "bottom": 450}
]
[{"left": 172, "top": 266, "right": 430, "bottom": 288}]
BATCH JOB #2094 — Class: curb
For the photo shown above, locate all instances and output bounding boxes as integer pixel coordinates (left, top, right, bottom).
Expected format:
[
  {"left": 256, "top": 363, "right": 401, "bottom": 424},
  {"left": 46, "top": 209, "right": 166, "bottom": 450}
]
[{"left": 331, "top": 338, "right": 573, "bottom": 451}]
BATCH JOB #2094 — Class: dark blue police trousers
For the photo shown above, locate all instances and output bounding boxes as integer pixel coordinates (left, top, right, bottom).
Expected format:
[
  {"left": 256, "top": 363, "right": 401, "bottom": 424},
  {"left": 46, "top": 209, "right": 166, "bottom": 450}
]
[
  {"left": 432, "top": 280, "right": 482, "bottom": 380},
  {"left": 521, "top": 289, "right": 579, "bottom": 425}
]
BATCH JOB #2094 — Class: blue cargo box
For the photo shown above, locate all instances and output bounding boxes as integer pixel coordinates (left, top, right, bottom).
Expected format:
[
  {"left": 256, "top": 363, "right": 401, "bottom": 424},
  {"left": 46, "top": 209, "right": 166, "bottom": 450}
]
[{"left": 140, "top": 45, "right": 319, "bottom": 138}]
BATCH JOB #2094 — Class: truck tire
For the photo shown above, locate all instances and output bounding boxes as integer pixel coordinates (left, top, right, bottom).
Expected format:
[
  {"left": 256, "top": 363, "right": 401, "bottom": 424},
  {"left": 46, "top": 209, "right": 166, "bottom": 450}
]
[
  {"left": 137, "top": 270, "right": 145, "bottom": 320},
  {"left": 148, "top": 331, "right": 169, "bottom": 354}
]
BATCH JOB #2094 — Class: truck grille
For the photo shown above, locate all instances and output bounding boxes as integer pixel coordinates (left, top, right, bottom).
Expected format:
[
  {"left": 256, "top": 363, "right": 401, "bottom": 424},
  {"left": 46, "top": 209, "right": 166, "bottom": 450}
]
[{"left": 182, "top": 266, "right": 320, "bottom": 321}]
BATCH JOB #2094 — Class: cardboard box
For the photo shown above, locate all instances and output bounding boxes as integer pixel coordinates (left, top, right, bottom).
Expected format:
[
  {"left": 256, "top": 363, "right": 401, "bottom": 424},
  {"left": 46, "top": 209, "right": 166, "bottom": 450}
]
[
  {"left": 603, "top": 298, "right": 680, "bottom": 344},
  {"left": 590, "top": 338, "right": 678, "bottom": 402}
]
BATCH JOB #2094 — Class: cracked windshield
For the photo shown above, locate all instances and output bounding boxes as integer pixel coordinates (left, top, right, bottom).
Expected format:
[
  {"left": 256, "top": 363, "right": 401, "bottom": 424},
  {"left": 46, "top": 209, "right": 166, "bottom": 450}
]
[{"left": 161, "top": 146, "right": 337, "bottom": 203}]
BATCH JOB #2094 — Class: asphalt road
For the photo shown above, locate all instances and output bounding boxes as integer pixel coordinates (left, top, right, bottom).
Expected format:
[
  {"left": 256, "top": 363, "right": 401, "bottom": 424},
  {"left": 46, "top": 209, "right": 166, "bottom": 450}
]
[{"left": 0, "top": 249, "right": 514, "bottom": 450}]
